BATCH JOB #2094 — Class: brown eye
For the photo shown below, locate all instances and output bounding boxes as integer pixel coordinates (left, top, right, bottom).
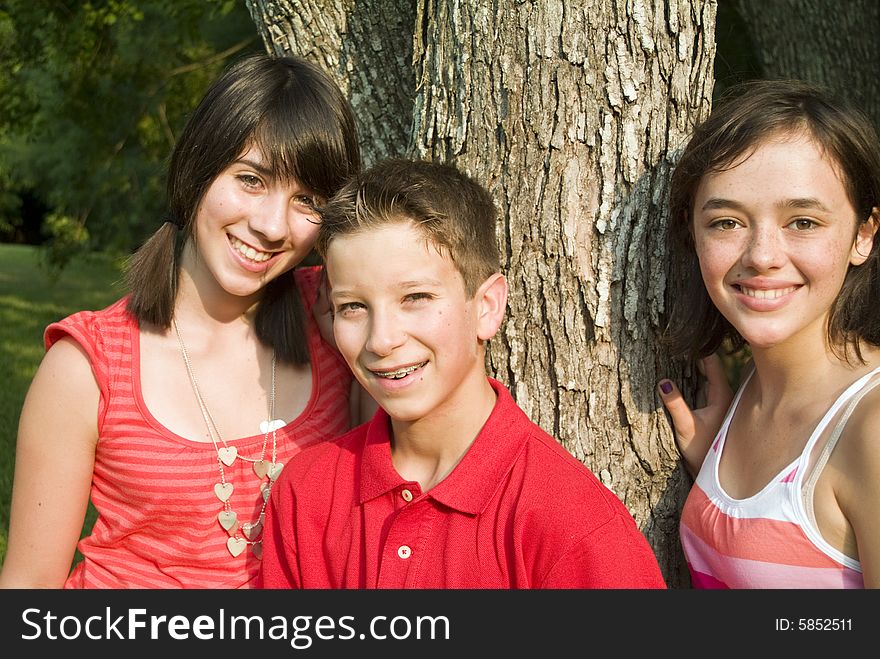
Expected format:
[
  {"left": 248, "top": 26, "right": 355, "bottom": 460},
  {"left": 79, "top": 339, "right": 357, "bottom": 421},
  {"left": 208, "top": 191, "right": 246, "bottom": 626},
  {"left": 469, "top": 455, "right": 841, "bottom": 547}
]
[
  {"left": 789, "top": 218, "right": 817, "bottom": 231},
  {"left": 237, "top": 174, "right": 263, "bottom": 188},
  {"left": 712, "top": 218, "right": 739, "bottom": 231}
]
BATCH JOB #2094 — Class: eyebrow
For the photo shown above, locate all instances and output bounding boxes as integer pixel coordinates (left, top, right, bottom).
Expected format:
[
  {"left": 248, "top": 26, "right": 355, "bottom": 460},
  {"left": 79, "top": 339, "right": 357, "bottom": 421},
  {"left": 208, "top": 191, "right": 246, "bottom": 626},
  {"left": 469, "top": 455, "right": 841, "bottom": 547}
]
[
  {"left": 328, "top": 279, "right": 445, "bottom": 300},
  {"left": 700, "top": 198, "right": 745, "bottom": 212},
  {"left": 780, "top": 197, "right": 831, "bottom": 212},
  {"left": 700, "top": 197, "right": 831, "bottom": 213},
  {"left": 398, "top": 279, "right": 444, "bottom": 289},
  {"left": 235, "top": 157, "right": 275, "bottom": 179}
]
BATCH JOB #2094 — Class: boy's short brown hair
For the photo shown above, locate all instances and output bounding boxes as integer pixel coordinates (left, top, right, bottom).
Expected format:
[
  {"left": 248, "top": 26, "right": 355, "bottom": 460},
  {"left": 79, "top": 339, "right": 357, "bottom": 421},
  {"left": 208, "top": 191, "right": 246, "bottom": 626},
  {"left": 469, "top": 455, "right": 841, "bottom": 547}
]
[{"left": 317, "top": 158, "right": 500, "bottom": 296}]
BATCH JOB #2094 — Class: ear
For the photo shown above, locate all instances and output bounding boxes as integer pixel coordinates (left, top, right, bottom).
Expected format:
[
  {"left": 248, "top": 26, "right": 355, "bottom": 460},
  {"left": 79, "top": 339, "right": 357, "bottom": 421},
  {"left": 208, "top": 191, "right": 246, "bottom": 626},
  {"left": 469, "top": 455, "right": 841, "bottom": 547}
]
[
  {"left": 850, "top": 208, "right": 879, "bottom": 266},
  {"left": 474, "top": 273, "right": 508, "bottom": 341}
]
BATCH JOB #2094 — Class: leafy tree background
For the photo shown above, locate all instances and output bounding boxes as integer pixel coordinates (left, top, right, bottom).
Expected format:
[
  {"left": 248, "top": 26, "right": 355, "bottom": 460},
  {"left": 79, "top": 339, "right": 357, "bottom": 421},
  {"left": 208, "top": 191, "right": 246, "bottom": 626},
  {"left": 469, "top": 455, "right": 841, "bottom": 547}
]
[
  {"left": 0, "top": 0, "right": 262, "bottom": 268},
  {"left": 6, "top": 1, "right": 872, "bottom": 267}
]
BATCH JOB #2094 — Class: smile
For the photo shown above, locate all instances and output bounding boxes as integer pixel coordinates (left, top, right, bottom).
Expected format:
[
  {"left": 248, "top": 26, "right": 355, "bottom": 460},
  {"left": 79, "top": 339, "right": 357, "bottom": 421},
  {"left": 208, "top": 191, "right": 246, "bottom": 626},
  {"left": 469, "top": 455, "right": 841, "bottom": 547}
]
[
  {"left": 229, "top": 236, "right": 272, "bottom": 263},
  {"left": 372, "top": 362, "right": 428, "bottom": 380},
  {"left": 737, "top": 285, "right": 797, "bottom": 300}
]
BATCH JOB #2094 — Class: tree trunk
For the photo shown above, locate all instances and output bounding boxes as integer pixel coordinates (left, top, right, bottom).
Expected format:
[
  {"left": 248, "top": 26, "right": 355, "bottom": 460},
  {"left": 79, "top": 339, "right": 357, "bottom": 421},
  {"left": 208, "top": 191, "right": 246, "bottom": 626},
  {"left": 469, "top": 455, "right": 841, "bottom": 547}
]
[
  {"left": 735, "top": 0, "right": 880, "bottom": 129},
  {"left": 246, "top": 0, "right": 717, "bottom": 588},
  {"left": 245, "top": 0, "right": 416, "bottom": 163}
]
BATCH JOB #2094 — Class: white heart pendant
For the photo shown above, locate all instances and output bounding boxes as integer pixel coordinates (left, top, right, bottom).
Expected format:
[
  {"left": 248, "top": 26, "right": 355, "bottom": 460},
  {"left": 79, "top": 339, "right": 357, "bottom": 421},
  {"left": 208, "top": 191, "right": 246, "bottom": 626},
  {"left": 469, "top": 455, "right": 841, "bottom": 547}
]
[
  {"left": 242, "top": 521, "right": 263, "bottom": 540},
  {"left": 261, "top": 483, "right": 271, "bottom": 502},
  {"left": 251, "top": 541, "right": 263, "bottom": 560},
  {"left": 227, "top": 537, "right": 247, "bottom": 558},
  {"left": 218, "top": 446, "right": 238, "bottom": 467},
  {"left": 253, "top": 460, "right": 269, "bottom": 479},
  {"left": 214, "top": 482, "right": 233, "bottom": 502},
  {"left": 218, "top": 510, "right": 238, "bottom": 531},
  {"left": 259, "top": 419, "right": 285, "bottom": 434},
  {"left": 268, "top": 462, "right": 284, "bottom": 481}
]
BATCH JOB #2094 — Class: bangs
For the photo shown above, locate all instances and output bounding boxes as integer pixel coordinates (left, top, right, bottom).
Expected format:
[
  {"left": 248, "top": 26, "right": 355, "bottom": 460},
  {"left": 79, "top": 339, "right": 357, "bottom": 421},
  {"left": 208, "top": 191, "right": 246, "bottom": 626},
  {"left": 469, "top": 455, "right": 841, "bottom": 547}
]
[{"left": 251, "top": 90, "right": 352, "bottom": 201}]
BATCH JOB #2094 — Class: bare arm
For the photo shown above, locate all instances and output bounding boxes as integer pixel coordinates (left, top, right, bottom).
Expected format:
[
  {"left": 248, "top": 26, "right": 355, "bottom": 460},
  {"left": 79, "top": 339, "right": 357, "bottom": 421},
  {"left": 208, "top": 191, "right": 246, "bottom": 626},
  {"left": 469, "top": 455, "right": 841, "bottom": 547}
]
[
  {"left": 0, "top": 338, "right": 99, "bottom": 588},
  {"left": 836, "top": 386, "right": 880, "bottom": 588},
  {"left": 657, "top": 353, "right": 734, "bottom": 478}
]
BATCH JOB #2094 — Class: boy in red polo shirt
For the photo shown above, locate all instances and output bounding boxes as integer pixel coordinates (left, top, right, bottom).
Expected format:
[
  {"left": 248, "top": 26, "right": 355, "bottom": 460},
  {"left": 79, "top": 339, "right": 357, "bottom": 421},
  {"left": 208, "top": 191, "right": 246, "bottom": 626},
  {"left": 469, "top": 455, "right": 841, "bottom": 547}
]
[{"left": 260, "top": 159, "right": 666, "bottom": 589}]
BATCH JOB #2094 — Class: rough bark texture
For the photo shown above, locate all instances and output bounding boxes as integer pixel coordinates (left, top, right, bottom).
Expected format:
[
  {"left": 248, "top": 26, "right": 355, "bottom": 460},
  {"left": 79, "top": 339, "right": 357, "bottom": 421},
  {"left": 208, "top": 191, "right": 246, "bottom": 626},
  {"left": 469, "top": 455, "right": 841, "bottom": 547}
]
[
  {"left": 245, "top": 0, "right": 417, "bottom": 163},
  {"left": 735, "top": 0, "right": 880, "bottom": 129},
  {"left": 246, "top": 0, "right": 717, "bottom": 588}
]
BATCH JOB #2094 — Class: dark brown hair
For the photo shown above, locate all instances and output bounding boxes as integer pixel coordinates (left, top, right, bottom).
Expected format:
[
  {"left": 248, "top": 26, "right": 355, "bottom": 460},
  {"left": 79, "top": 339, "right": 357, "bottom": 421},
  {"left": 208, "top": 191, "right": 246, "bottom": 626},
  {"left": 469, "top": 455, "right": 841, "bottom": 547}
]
[
  {"left": 664, "top": 79, "right": 880, "bottom": 361},
  {"left": 124, "top": 54, "right": 360, "bottom": 364},
  {"left": 316, "top": 158, "right": 500, "bottom": 296}
]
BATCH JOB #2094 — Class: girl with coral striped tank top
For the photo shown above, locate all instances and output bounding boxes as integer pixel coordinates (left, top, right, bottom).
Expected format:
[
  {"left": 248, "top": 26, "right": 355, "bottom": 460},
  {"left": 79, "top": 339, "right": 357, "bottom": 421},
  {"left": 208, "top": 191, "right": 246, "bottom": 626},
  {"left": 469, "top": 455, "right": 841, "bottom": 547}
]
[
  {"left": 0, "top": 55, "right": 375, "bottom": 589},
  {"left": 680, "top": 366, "right": 880, "bottom": 588},
  {"left": 657, "top": 80, "right": 880, "bottom": 588}
]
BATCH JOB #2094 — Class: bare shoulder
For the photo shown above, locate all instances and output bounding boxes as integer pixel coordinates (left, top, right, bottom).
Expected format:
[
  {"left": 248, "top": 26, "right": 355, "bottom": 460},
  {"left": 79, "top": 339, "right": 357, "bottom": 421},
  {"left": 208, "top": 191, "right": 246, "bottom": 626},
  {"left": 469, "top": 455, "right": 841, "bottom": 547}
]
[
  {"left": 830, "top": 370, "right": 880, "bottom": 581},
  {"left": 23, "top": 335, "right": 101, "bottom": 431},
  {"left": 834, "top": 373, "right": 880, "bottom": 488},
  {"left": 36, "top": 335, "right": 99, "bottom": 387}
]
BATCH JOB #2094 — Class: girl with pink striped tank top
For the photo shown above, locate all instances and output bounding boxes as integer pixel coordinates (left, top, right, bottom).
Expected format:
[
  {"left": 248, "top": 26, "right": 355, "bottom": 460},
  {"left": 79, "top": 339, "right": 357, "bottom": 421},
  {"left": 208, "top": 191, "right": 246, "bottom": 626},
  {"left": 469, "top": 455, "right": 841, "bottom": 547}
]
[
  {"left": 657, "top": 80, "right": 880, "bottom": 588},
  {"left": 0, "top": 54, "right": 375, "bottom": 589}
]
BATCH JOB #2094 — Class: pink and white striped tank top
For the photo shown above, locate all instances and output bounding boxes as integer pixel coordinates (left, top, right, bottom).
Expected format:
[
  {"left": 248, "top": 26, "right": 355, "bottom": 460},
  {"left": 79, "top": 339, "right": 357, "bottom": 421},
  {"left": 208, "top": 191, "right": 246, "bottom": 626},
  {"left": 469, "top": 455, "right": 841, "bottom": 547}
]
[{"left": 680, "top": 366, "right": 880, "bottom": 589}]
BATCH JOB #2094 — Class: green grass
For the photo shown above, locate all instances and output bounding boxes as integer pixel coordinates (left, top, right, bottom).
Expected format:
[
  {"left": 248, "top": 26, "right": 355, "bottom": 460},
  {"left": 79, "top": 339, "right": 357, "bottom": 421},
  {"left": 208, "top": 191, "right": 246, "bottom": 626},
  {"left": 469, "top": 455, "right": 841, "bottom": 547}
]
[{"left": 0, "top": 243, "right": 125, "bottom": 568}]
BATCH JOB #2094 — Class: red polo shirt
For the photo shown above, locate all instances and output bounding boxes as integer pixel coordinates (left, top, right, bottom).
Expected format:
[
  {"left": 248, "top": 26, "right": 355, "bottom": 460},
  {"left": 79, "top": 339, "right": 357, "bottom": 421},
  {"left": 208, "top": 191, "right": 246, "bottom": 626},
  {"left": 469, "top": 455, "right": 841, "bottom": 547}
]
[{"left": 260, "top": 378, "right": 666, "bottom": 589}]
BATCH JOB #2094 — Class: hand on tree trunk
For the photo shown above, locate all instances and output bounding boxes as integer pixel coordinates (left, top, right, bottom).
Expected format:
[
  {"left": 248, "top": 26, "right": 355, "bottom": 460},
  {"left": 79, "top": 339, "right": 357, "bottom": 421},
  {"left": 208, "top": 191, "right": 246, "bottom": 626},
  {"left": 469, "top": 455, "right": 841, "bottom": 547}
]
[{"left": 658, "top": 353, "right": 734, "bottom": 479}]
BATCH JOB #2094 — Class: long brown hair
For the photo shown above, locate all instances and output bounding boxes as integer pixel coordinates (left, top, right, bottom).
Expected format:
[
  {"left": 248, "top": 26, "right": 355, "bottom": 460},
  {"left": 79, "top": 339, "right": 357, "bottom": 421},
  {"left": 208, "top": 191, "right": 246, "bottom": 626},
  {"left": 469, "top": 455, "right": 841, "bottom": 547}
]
[
  {"left": 664, "top": 79, "right": 880, "bottom": 362},
  {"left": 125, "top": 54, "right": 361, "bottom": 364}
]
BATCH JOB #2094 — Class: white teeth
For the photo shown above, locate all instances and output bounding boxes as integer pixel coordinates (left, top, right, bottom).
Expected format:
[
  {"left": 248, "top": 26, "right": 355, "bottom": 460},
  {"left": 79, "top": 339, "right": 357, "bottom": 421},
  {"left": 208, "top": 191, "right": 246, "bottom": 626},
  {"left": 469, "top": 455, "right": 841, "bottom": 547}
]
[
  {"left": 230, "top": 236, "right": 271, "bottom": 263},
  {"left": 375, "top": 362, "right": 427, "bottom": 380},
  {"left": 740, "top": 286, "right": 796, "bottom": 300}
]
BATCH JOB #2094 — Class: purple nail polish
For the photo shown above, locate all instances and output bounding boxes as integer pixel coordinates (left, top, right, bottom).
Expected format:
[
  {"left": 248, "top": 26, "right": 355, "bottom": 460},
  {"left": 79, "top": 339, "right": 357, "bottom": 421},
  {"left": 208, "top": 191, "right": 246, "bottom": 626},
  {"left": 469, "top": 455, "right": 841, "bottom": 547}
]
[{"left": 660, "top": 381, "right": 673, "bottom": 394}]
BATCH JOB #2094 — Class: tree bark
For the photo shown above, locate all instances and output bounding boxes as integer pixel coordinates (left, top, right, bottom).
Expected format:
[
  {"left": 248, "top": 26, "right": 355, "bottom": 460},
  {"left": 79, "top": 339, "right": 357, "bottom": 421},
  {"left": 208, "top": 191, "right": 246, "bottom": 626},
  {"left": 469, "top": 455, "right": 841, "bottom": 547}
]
[
  {"left": 735, "top": 0, "right": 880, "bottom": 129},
  {"left": 245, "top": 0, "right": 417, "bottom": 163},
  {"left": 246, "top": 0, "right": 717, "bottom": 588}
]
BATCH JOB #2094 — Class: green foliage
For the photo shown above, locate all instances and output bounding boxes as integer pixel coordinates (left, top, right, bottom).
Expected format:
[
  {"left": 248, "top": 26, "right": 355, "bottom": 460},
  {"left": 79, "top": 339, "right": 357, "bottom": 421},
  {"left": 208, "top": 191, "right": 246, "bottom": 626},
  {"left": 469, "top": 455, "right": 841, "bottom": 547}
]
[
  {"left": 0, "top": 168, "right": 21, "bottom": 237},
  {"left": 0, "top": 243, "right": 125, "bottom": 568},
  {"left": 41, "top": 212, "right": 91, "bottom": 275},
  {"left": 0, "top": 0, "right": 262, "bottom": 264}
]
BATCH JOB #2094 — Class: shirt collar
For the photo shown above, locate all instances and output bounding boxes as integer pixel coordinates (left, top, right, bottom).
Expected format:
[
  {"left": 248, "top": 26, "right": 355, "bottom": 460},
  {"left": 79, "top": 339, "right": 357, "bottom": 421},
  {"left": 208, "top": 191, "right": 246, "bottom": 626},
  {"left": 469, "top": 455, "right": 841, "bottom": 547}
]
[{"left": 358, "top": 378, "right": 532, "bottom": 515}]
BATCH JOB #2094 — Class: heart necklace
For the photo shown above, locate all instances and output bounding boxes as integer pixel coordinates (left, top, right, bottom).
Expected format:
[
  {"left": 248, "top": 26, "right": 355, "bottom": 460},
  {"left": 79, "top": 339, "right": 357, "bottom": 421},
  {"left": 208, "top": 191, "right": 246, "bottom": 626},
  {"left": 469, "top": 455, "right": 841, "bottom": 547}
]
[{"left": 172, "top": 318, "right": 285, "bottom": 558}]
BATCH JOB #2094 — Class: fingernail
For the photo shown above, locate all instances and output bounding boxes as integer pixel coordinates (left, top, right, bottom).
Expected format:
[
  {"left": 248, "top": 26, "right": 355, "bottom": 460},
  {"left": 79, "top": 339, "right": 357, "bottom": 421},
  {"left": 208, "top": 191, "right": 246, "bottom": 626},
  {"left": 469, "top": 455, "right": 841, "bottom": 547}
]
[{"left": 660, "top": 381, "right": 673, "bottom": 394}]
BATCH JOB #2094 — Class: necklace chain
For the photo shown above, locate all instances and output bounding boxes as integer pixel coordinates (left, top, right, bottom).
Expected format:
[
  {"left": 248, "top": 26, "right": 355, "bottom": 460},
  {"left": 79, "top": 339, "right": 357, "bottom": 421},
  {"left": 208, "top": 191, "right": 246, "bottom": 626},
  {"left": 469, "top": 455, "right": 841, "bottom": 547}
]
[{"left": 172, "top": 318, "right": 283, "bottom": 558}]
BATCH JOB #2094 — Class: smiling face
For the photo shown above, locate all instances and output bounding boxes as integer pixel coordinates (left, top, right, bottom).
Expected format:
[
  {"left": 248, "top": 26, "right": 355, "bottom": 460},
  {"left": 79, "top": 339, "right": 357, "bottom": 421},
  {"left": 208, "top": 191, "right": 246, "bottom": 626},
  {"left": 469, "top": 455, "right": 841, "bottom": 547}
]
[
  {"left": 692, "top": 132, "right": 873, "bottom": 352},
  {"left": 327, "top": 221, "right": 504, "bottom": 426},
  {"left": 184, "top": 144, "right": 321, "bottom": 304}
]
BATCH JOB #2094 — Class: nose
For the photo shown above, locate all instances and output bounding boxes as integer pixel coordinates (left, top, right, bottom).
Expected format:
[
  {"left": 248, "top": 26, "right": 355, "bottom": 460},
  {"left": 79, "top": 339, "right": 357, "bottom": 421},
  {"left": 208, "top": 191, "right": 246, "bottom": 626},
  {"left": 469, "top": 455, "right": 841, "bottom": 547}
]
[
  {"left": 249, "top": 192, "right": 290, "bottom": 243},
  {"left": 741, "top": 223, "right": 786, "bottom": 271},
  {"left": 364, "top": 307, "right": 406, "bottom": 357}
]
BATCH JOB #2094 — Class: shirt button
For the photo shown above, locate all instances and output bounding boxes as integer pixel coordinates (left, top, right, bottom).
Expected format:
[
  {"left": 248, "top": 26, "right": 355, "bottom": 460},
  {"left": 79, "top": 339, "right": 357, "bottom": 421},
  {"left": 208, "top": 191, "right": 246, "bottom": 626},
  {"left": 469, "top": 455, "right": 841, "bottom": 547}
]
[
  {"left": 401, "top": 488, "right": 413, "bottom": 502},
  {"left": 397, "top": 545, "right": 412, "bottom": 559}
]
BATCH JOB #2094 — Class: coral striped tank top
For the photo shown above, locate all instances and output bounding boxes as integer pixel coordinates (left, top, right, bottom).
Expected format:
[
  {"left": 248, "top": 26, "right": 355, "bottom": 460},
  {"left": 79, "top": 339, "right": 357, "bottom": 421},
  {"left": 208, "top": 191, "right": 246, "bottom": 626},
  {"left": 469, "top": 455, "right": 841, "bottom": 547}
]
[
  {"left": 680, "top": 366, "right": 880, "bottom": 589},
  {"left": 49, "top": 266, "right": 353, "bottom": 589}
]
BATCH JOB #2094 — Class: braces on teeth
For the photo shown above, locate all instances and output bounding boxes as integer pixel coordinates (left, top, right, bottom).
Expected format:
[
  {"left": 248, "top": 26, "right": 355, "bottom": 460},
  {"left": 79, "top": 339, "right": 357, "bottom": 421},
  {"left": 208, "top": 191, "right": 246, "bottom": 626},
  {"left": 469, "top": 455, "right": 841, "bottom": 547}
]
[{"left": 377, "top": 363, "right": 426, "bottom": 379}]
